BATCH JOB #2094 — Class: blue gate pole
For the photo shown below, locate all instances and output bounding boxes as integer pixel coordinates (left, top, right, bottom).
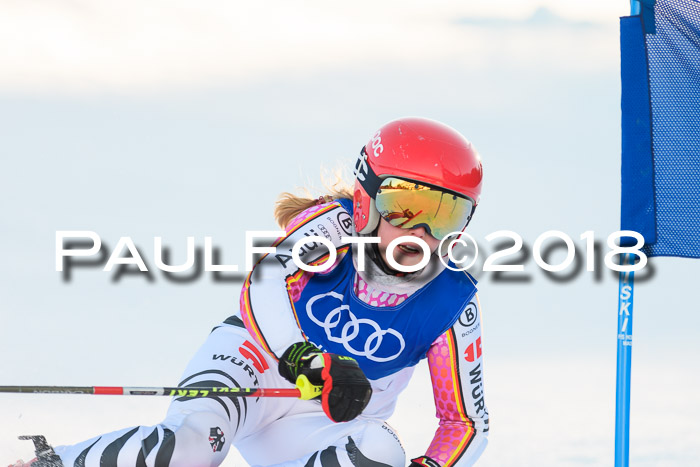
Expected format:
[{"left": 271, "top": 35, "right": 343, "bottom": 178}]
[
  {"left": 631, "top": 0, "right": 641, "bottom": 15},
  {"left": 616, "top": 4, "right": 641, "bottom": 466},
  {"left": 614, "top": 253, "right": 636, "bottom": 466}
]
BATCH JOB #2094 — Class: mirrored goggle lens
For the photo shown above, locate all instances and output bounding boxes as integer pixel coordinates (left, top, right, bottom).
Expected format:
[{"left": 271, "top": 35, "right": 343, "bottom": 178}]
[{"left": 374, "top": 177, "right": 474, "bottom": 239}]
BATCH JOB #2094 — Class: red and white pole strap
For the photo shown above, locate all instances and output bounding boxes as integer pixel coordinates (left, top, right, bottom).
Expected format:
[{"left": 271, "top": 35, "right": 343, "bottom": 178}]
[{"left": 0, "top": 385, "right": 301, "bottom": 398}]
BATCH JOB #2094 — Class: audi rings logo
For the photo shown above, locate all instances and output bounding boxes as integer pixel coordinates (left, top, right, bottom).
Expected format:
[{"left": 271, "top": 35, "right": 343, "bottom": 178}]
[{"left": 306, "top": 292, "right": 405, "bottom": 362}]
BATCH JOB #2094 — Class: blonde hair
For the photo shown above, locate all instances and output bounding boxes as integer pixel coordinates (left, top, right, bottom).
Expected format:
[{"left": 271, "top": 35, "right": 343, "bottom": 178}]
[{"left": 274, "top": 169, "right": 354, "bottom": 229}]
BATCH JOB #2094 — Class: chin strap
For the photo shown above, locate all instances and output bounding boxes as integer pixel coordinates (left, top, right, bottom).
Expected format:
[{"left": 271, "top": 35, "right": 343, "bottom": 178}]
[
  {"left": 369, "top": 241, "right": 404, "bottom": 276},
  {"left": 362, "top": 226, "right": 410, "bottom": 277}
]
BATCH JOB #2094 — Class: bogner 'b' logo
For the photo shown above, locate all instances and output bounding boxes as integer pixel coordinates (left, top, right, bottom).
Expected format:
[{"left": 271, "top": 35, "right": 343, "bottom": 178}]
[
  {"left": 306, "top": 291, "right": 405, "bottom": 362},
  {"left": 458, "top": 302, "right": 478, "bottom": 328},
  {"left": 338, "top": 211, "right": 352, "bottom": 236}
]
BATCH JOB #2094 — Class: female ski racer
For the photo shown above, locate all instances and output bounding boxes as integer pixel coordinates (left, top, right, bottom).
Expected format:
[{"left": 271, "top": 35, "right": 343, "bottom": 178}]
[{"left": 12, "top": 117, "right": 488, "bottom": 467}]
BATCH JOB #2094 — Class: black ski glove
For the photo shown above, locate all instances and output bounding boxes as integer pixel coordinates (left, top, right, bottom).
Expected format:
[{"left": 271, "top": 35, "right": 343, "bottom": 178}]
[
  {"left": 279, "top": 342, "right": 372, "bottom": 422},
  {"left": 409, "top": 456, "right": 442, "bottom": 467}
]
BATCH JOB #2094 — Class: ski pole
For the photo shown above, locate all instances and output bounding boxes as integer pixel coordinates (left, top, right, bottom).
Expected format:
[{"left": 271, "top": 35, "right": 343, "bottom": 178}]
[{"left": 0, "top": 377, "right": 321, "bottom": 400}]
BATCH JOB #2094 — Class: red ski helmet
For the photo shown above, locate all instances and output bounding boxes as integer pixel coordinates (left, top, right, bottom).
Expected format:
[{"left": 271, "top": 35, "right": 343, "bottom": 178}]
[{"left": 353, "top": 117, "right": 483, "bottom": 235}]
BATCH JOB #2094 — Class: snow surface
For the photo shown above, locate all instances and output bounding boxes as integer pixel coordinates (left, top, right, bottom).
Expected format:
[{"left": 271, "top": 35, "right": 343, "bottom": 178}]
[{"left": 3, "top": 357, "right": 699, "bottom": 466}]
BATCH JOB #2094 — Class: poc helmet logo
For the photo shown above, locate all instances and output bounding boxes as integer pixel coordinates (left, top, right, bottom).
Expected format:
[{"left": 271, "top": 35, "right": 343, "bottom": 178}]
[{"left": 370, "top": 130, "right": 384, "bottom": 158}]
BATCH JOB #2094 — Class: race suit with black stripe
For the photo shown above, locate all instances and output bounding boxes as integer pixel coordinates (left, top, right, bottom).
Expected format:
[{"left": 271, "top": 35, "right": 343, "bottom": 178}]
[{"left": 52, "top": 199, "right": 488, "bottom": 467}]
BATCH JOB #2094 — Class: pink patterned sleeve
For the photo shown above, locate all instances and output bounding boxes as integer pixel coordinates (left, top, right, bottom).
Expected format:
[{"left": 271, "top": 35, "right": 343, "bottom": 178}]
[{"left": 422, "top": 298, "right": 488, "bottom": 466}]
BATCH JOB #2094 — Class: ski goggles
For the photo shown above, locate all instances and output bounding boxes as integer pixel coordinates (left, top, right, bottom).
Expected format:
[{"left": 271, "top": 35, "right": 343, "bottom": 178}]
[{"left": 374, "top": 177, "right": 474, "bottom": 239}]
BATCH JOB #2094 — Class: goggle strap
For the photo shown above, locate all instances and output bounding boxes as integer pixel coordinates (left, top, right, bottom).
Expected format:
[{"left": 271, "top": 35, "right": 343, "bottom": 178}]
[{"left": 354, "top": 147, "right": 382, "bottom": 199}]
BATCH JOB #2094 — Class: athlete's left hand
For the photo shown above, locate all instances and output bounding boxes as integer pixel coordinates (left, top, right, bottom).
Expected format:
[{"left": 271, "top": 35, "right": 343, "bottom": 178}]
[
  {"left": 7, "top": 459, "right": 36, "bottom": 467},
  {"left": 279, "top": 342, "right": 372, "bottom": 423}
]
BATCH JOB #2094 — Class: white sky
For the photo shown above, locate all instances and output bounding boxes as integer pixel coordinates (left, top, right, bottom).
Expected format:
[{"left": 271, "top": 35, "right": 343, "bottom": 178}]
[{"left": 0, "top": 0, "right": 628, "bottom": 94}]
